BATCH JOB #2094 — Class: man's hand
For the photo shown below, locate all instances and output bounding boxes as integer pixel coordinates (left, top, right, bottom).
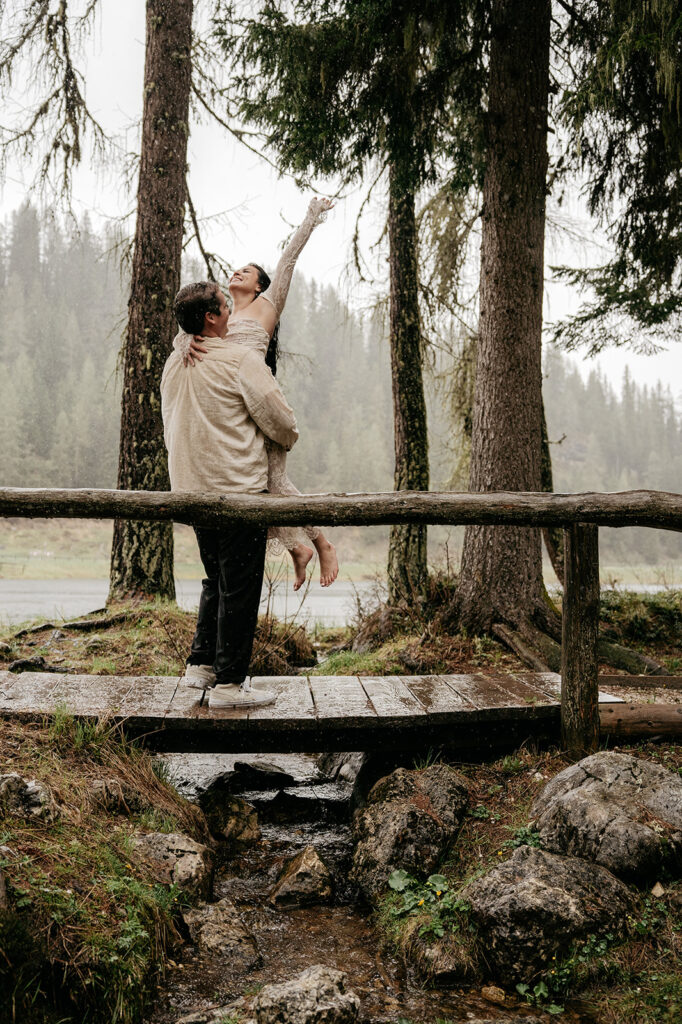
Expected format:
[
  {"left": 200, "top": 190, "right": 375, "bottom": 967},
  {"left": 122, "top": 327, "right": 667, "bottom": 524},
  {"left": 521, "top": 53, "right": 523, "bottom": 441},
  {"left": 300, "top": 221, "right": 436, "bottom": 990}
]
[{"left": 183, "top": 336, "right": 209, "bottom": 367}]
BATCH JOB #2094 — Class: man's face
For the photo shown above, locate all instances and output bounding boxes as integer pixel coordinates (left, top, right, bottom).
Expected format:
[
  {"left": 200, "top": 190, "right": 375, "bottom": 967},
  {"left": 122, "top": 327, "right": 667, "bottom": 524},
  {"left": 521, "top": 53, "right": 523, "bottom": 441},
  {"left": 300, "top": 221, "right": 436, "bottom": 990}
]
[{"left": 203, "top": 289, "right": 229, "bottom": 338}]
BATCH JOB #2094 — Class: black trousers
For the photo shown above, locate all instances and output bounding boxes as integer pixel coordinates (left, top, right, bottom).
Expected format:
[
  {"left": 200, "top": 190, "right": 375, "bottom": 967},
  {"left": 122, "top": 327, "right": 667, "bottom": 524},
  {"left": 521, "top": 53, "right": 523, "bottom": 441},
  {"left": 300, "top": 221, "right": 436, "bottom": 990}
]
[{"left": 188, "top": 522, "right": 267, "bottom": 685}]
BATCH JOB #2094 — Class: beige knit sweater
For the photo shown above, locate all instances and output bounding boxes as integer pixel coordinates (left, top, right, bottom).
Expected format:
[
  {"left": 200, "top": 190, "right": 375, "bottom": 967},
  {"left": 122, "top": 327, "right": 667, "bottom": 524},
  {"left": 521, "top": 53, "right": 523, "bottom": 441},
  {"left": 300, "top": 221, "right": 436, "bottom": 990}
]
[{"left": 161, "top": 337, "right": 298, "bottom": 495}]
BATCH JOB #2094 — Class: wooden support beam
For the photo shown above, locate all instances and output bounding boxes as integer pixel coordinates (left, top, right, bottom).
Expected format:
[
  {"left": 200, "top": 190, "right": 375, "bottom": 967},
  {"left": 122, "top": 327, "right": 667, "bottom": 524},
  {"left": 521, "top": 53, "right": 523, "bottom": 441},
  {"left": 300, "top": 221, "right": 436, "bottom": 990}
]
[
  {"left": 0, "top": 487, "right": 680, "bottom": 530},
  {"left": 561, "top": 523, "right": 600, "bottom": 758},
  {"left": 600, "top": 702, "right": 682, "bottom": 738}
]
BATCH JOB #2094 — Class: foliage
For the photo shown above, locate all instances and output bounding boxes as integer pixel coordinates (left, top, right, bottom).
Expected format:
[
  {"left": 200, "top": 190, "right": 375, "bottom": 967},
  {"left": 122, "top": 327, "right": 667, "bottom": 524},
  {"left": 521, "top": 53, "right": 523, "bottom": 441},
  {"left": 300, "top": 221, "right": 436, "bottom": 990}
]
[
  {"left": 599, "top": 589, "right": 682, "bottom": 646},
  {"left": 387, "top": 870, "right": 472, "bottom": 942},
  {"left": 553, "top": 1, "right": 682, "bottom": 351}
]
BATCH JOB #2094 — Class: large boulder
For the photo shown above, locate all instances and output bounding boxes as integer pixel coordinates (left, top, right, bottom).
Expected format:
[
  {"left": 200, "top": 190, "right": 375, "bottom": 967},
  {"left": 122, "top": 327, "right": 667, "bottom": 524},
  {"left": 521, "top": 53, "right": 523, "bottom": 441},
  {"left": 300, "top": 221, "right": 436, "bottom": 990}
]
[
  {"left": 530, "top": 751, "right": 682, "bottom": 882},
  {"left": 254, "top": 965, "right": 359, "bottom": 1024},
  {"left": 131, "top": 832, "right": 214, "bottom": 899},
  {"left": 463, "top": 845, "right": 633, "bottom": 983},
  {"left": 0, "top": 773, "right": 59, "bottom": 821},
  {"left": 181, "top": 898, "right": 260, "bottom": 968},
  {"left": 270, "top": 846, "right": 333, "bottom": 908},
  {"left": 351, "top": 765, "right": 469, "bottom": 904}
]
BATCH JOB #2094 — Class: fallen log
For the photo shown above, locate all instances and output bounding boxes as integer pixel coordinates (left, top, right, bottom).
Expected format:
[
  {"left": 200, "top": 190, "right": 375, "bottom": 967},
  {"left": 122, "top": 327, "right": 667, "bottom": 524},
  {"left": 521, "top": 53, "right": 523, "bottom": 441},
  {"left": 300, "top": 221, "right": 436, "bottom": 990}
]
[{"left": 599, "top": 702, "right": 682, "bottom": 738}]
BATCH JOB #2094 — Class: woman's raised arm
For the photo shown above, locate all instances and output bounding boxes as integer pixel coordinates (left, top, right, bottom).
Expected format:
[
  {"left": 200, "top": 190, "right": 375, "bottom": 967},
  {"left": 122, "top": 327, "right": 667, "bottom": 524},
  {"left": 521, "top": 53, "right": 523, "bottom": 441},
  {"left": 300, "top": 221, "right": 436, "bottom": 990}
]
[{"left": 261, "top": 197, "right": 333, "bottom": 318}]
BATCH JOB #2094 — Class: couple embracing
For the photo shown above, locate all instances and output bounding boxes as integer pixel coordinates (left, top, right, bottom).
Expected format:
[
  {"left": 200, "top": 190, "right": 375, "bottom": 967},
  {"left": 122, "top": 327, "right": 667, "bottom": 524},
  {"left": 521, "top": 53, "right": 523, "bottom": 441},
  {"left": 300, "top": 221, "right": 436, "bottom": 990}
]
[{"left": 161, "top": 197, "right": 338, "bottom": 710}]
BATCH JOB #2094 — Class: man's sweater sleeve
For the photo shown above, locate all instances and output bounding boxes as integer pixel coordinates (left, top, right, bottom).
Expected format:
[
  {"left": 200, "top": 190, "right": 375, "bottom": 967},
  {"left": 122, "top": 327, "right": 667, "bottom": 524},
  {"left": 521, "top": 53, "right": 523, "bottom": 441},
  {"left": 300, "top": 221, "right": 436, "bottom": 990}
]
[{"left": 238, "top": 349, "right": 299, "bottom": 451}]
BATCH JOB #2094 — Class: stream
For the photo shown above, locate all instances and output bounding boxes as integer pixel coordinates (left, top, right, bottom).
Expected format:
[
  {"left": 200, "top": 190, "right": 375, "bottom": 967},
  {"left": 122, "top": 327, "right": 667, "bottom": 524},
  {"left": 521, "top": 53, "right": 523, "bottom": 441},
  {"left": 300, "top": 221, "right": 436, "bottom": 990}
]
[{"left": 145, "top": 753, "right": 587, "bottom": 1024}]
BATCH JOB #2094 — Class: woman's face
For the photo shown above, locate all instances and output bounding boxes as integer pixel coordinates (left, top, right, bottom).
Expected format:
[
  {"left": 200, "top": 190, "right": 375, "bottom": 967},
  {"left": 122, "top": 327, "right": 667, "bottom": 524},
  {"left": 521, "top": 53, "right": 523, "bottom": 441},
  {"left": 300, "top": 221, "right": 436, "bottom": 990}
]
[{"left": 229, "top": 264, "right": 261, "bottom": 300}]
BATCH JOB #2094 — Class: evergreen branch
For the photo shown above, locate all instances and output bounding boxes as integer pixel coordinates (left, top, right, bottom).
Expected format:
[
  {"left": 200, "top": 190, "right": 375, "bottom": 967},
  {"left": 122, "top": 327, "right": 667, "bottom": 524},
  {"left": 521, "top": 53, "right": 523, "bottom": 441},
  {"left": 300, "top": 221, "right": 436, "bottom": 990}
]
[{"left": 190, "top": 80, "right": 282, "bottom": 173}]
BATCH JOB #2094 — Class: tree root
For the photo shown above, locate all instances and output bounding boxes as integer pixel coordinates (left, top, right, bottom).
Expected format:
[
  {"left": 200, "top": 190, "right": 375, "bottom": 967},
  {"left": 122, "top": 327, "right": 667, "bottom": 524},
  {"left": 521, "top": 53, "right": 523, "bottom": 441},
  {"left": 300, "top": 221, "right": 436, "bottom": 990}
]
[{"left": 493, "top": 617, "right": 665, "bottom": 676}]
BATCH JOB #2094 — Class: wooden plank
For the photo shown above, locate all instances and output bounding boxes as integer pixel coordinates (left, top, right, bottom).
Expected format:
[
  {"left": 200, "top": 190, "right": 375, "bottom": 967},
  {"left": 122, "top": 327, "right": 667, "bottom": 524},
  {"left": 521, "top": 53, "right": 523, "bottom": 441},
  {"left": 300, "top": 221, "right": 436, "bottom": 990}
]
[
  {"left": 308, "top": 676, "right": 375, "bottom": 722},
  {"left": 360, "top": 676, "right": 427, "bottom": 718},
  {"left": 248, "top": 677, "right": 316, "bottom": 723},
  {"left": 598, "top": 675, "right": 682, "bottom": 692},
  {"left": 510, "top": 672, "right": 560, "bottom": 704},
  {"left": 0, "top": 672, "right": 135, "bottom": 718},
  {"left": 473, "top": 672, "right": 557, "bottom": 707},
  {"left": 446, "top": 673, "right": 531, "bottom": 710},
  {"left": 404, "top": 675, "right": 476, "bottom": 713},
  {"left": 562, "top": 523, "right": 600, "bottom": 757}
]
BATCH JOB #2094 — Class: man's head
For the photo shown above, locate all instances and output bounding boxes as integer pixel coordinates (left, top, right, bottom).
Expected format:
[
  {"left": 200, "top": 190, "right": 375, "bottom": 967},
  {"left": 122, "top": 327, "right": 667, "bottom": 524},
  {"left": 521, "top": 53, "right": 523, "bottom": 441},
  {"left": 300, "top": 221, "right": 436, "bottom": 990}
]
[{"left": 174, "top": 281, "right": 229, "bottom": 338}]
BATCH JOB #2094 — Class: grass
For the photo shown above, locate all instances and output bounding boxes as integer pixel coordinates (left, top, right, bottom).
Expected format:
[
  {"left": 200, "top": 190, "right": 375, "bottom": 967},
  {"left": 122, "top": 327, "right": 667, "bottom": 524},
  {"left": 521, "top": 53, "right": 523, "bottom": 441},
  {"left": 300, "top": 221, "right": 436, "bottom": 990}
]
[{"left": 0, "top": 714, "right": 209, "bottom": 1023}]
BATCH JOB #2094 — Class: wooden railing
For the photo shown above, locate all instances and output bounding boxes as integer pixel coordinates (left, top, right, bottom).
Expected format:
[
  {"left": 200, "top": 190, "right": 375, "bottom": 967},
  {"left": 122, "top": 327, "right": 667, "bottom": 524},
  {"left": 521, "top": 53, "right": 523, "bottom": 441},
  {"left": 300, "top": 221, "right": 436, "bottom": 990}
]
[{"left": 1, "top": 486, "right": 681, "bottom": 755}]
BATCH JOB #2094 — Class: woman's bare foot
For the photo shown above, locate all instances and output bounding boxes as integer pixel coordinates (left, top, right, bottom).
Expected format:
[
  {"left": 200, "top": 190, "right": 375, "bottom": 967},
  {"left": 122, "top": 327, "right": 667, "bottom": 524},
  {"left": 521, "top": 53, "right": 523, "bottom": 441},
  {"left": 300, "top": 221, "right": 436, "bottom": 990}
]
[
  {"left": 290, "top": 544, "right": 314, "bottom": 591},
  {"left": 314, "top": 536, "right": 339, "bottom": 587}
]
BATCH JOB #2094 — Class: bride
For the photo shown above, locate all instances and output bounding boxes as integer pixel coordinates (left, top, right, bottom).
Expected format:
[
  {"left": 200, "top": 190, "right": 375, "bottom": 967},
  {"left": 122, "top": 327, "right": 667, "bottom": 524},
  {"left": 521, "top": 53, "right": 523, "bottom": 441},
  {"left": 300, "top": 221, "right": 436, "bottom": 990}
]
[{"left": 175, "top": 196, "right": 339, "bottom": 591}]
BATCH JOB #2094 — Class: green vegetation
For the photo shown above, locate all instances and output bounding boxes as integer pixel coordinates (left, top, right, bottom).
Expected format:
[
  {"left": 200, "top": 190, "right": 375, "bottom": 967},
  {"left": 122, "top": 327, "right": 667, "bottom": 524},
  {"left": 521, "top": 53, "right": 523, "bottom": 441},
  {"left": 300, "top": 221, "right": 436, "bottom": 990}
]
[{"left": 0, "top": 714, "right": 209, "bottom": 1023}]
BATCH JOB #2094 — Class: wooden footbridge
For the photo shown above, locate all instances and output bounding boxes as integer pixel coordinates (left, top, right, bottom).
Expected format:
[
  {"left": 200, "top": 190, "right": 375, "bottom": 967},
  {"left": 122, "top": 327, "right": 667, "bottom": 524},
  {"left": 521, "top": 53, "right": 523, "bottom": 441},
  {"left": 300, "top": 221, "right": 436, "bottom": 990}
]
[
  {"left": 0, "top": 486, "right": 681, "bottom": 756},
  {"left": 3, "top": 667, "right": 672, "bottom": 754}
]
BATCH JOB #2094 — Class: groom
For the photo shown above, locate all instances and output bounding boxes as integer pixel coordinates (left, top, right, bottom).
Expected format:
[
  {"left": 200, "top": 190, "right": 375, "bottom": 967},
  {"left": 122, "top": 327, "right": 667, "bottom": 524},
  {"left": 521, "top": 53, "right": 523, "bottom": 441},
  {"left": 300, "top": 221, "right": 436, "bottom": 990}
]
[{"left": 161, "top": 281, "right": 299, "bottom": 709}]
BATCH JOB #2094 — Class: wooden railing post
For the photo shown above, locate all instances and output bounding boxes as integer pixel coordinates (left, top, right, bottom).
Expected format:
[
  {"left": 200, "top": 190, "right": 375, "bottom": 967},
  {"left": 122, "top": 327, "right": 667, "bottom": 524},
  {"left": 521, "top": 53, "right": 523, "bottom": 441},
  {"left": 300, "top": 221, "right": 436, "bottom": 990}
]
[{"left": 561, "top": 522, "right": 600, "bottom": 757}]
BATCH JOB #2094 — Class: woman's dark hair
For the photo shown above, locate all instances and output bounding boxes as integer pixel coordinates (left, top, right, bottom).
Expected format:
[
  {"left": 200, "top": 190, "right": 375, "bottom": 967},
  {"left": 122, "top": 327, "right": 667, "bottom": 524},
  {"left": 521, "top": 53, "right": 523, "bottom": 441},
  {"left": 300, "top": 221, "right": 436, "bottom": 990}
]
[
  {"left": 249, "top": 263, "right": 280, "bottom": 375},
  {"left": 173, "top": 281, "right": 222, "bottom": 335}
]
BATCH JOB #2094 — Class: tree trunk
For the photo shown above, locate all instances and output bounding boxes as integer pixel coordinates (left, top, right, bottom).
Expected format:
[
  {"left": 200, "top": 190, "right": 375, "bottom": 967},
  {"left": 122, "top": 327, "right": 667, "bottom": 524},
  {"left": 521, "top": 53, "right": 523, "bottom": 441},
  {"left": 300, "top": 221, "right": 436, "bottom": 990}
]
[
  {"left": 386, "top": 161, "right": 429, "bottom": 604},
  {"left": 457, "top": 0, "right": 551, "bottom": 633},
  {"left": 109, "top": 0, "right": 193, "bottom": 602},
  {"left": 541, "top": 400, "right": 565, "bottom": 584}
]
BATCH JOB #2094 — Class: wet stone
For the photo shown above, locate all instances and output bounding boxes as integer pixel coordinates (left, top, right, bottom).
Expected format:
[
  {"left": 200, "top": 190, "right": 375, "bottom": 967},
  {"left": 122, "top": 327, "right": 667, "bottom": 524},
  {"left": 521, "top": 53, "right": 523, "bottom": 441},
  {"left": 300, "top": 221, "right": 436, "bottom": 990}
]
[
  {"left": 181, "top": 897, "right": 260, "bottom": 968},
  {"left": 463, "top": 845, "right": 633, "bottom": 984},
  {"left": 351, "top": 765, "right": 470, "bottom": 905},
  {"left": 269, "top": 845, "right": 333, "bottom": 908},
  {"left": 131, "top": 832, "right": 214, "bottom": 900},
  {"left": 254, "top": 965, "right": 360, "bottom": 1024},
  {"left": 530, "top": 751, "right": 682, "bottom": 882}
]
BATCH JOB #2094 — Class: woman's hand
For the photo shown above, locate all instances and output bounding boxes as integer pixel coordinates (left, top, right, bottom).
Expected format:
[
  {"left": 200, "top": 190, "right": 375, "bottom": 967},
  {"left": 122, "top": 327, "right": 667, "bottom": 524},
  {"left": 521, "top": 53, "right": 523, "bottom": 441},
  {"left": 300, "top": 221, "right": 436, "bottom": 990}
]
[
  {"left": 308, "top": 196, "right": 334, "bottom": 220},
  {"left": 183, "top": 336, "right": 209, "bottom": 368}
]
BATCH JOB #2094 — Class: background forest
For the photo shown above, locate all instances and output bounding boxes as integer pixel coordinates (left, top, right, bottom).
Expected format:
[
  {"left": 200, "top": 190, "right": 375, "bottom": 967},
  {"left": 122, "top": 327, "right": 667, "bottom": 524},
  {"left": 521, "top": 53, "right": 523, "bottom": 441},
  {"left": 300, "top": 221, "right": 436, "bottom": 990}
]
[{"left": 1, "top": 201, "right": 680, "bottom": 575}]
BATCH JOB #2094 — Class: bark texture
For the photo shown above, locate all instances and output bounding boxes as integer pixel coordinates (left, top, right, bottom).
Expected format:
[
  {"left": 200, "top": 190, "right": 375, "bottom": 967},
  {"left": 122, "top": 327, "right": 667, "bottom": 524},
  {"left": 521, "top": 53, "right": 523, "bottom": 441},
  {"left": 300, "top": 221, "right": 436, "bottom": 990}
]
[
  {"left": 1, "top": 488, "right": 681, "bottom": 530},
  {"left": 109, "top": 0, "right": 193, "bottom": 601},
  {"left": 386, "top": 163, "right": 429, "bottom": 604},
  {"left": 457, "top": 0, "right": 551, "bottom": 632},
  {"left": 561, "top": 524, "right": 600, "bottom": 756}
]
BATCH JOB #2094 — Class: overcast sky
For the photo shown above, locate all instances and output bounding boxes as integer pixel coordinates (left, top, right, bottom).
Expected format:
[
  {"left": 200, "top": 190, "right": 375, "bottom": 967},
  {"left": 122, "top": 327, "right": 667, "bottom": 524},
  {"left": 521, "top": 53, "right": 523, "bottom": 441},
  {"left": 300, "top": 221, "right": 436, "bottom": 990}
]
[{"left": 1, "top": 0, "right": 681, "bottom": 402}]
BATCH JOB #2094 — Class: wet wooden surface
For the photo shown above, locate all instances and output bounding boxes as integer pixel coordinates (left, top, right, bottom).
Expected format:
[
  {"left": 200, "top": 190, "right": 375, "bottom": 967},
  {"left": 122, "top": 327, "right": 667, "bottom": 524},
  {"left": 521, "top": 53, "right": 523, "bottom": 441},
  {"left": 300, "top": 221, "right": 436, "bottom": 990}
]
[{"left": 0, "top": 670, "right": 636, "bottom": 752}]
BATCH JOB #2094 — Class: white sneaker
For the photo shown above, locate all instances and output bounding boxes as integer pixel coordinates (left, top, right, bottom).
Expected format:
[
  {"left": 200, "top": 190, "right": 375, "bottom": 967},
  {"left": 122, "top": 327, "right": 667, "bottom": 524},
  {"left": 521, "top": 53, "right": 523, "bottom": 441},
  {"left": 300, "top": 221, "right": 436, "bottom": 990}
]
[
  {"left": 208, "top": 681, "right": 277, "bottom": 709},
  {"left": 181, "top": 664, "right": 216, "bottom": 690}
]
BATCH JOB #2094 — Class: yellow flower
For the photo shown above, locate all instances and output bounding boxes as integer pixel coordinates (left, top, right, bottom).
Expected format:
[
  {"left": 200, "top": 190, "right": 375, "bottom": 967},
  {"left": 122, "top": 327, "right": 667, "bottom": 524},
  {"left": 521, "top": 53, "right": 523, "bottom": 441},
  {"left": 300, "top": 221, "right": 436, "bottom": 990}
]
[
  {"left": 418, "top": 898, "right": 425, "bottom": 906},
  {"left": 436, "top": 890, "right": 442, "bottom": 896}
]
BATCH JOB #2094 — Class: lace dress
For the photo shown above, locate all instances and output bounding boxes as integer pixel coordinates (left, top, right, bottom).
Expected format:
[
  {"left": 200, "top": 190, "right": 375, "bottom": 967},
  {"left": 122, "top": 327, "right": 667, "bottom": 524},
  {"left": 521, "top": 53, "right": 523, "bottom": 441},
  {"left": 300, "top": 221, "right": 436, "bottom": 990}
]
[{"left": 174, "top": 199, "right": 328, "bottom": 553}]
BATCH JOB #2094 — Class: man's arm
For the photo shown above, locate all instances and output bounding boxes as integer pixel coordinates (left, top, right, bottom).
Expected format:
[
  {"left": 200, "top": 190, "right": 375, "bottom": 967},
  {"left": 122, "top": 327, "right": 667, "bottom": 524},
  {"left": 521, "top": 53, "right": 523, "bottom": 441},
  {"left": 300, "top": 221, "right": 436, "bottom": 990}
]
[{"left": 239, "top": 350, "right": 299, "bottom": 450}]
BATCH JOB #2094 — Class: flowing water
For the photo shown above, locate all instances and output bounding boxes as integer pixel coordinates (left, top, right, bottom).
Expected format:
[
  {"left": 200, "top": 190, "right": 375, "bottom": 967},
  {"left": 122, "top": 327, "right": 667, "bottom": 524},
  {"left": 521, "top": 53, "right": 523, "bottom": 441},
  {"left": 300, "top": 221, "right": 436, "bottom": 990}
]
[{"left": 145, "top": 754, "right": 588, "bottom": 1024}]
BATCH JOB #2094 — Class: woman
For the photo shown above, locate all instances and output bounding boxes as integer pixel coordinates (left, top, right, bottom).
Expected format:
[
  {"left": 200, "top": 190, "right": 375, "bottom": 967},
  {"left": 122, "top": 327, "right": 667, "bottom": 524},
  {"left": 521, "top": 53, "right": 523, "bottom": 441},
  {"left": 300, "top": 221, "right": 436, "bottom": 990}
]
[{"left": 175, "top": 196, "right": 339, "bottom": 591}]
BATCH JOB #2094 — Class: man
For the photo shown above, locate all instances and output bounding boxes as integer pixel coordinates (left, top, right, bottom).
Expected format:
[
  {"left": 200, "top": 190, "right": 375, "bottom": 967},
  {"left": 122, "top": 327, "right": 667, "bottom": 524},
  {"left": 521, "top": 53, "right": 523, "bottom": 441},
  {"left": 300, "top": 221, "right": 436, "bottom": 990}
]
[{"left": 161, "top": 281, "right": 298, "bottom": 709}]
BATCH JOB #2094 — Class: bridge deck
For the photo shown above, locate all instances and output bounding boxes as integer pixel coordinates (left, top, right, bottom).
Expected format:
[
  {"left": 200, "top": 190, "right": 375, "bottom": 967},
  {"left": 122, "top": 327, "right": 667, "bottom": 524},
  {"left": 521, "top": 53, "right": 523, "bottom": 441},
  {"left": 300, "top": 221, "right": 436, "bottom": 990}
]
[{"left": 0, "top": 670, "right": 627, "bottom": 753}]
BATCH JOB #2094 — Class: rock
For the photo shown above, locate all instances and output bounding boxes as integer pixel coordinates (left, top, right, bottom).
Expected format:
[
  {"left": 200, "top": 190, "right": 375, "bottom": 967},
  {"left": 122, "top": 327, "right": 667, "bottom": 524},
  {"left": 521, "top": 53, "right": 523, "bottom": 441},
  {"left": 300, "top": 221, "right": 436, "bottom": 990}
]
[
  {"left": 232, "top": 760, "right": 297, "bottom": 790},
  {"left": 0, "top": 641, "right": 12, "bottom": 657},
  {"left": 182, "top": 898, "right": 260, "bottom": 968},
  {"left": 84, "top": 634, "right": 106, "bottom": 650},
  {"left": 176, "top": 999, "right": 250, "bottom": 1024},
  {"left": 254, "top": 965, "right": 359, "bottom": 1024},
  {"left": 351, "top": 765, "right": 469, "bottom": 904},
  {"left": 270, "top": 846, "right": 333, "bottom": 908},
  {"left": 8, "top": 655, "right": 47, "bottom": 673},
  {"left": 49, "top": 630, "right": 65, "bottom": 641},
  {"left": 89, "top": 778, "right": 151, "bottom": 815},
  {"left": 481, "top": 984, "right": 507, "bottom": 1006},
  {"left": 131, "top": 832, "right": 214, "bottom": 899},
  {"left": 199, "top": 790, "right": 260, "bottom": 843},
  {"left": 463, "top": 845, "right": 633, "bottom": 983},
  {"left": 0, "top": 773, "right": 60, "bottom": 821},
  {"left": 530, "top": 751, "right": 682, "bottom": 882}
]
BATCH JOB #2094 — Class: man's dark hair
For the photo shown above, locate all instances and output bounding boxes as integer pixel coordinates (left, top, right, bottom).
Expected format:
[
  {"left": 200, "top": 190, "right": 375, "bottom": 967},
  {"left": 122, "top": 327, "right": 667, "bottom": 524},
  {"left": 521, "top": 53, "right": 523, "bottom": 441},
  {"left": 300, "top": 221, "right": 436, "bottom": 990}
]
[{"left": 174, "top": 281, "right": 222, "bottom": 335}]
